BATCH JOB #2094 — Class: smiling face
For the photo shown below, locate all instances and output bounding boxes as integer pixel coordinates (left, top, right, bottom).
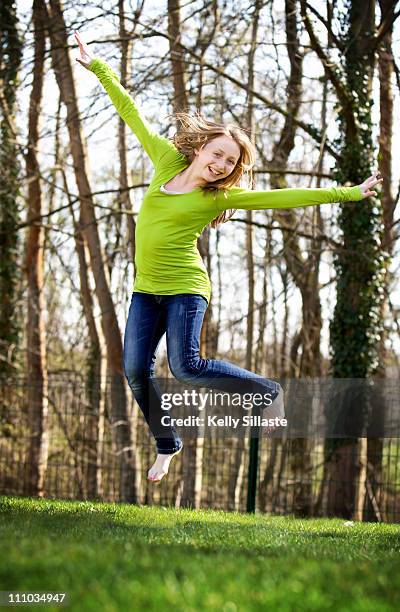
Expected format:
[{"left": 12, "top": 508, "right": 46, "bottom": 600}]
[{"left": 194, "top": 135, "right": 241, "bottom": 183}]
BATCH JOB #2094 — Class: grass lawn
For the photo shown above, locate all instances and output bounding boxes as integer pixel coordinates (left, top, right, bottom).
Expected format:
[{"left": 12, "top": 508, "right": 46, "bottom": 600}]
[{"left": 0, "top": 496, "right": 400, "bottom": 611}]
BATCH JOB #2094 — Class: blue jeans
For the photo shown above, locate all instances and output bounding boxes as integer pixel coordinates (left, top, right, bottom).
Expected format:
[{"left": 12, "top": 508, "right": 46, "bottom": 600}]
[{"left": 123, "top": 292, "right": 281, "bottom": 454}]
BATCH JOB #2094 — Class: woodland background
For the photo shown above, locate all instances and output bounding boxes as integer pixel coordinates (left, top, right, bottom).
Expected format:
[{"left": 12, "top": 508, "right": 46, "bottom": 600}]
[{"left": 1, "top": 0, "right": 400, "bottom": 521}]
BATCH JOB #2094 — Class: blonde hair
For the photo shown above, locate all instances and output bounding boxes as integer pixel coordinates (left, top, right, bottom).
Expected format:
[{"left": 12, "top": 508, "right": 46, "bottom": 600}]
[{"left": 171, "top": 112, "right": 257, "bottom": 228}]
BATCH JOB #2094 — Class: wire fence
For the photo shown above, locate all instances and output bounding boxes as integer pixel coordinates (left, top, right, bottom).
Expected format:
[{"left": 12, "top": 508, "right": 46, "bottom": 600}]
[{"left": 1, "top": 374, "right": 399, "bottom": 522}]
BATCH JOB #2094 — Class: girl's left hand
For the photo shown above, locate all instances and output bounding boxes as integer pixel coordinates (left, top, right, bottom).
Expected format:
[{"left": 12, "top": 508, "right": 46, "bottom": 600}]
[{"left": 358, "top": 171, "right": 383, "bottom": 198}]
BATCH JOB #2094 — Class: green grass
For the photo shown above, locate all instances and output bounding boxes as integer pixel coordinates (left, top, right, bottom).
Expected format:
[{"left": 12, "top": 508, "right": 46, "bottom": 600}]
[{"left": 1, "top": 496, "right": 400, "bottom": 611}]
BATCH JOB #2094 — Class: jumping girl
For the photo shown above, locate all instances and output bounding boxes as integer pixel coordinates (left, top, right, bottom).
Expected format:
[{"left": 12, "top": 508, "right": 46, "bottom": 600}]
[{"left": 75, "top": 31, "right": 382, "bottom": 483}]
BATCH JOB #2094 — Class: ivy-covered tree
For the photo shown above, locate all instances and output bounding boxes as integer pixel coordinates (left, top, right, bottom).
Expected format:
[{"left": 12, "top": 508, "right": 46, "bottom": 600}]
[
  {"left": 328, "top": 1, "right": 390, "bottom": 519},
  {"left": 301, "top": 0, "right": 398, "bottom": 518},
  {"left": 330, "top": 3, "right": 386, "bottom": 380},
  {"left": 0, "top": 0, "right": 23, "bottom": 377}
]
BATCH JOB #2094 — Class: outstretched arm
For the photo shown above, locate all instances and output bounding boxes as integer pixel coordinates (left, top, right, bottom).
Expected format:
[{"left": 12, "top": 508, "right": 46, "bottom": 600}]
[
  {"left": 216, "top": 173, "right": 383, "bottom": 213},
  {"left": 74, "top": 31, "right": 179, "bottom": 168}
]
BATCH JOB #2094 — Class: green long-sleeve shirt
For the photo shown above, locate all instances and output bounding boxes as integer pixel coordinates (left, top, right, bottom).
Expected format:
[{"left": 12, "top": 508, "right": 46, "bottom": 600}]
[{"left": 88, "top": 58, "right": 363, "bottom": 304}]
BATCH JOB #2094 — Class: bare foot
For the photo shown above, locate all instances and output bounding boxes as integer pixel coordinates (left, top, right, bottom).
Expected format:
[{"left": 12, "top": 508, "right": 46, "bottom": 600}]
[{"left": 147, "top": 445, "right": 183, "bottom": 483}]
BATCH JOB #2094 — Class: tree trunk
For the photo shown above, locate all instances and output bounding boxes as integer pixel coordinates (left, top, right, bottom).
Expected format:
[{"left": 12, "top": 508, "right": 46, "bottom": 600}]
[
  {"left": 261, "top": 0, "right": 316, "bottom": 517},
  {"left": 118, "top": 0, "right": 137, "bottom": 270},
  {"left": 46, "top": 0, "right": 136, "bottom": 502},
  {"left": 314, "top": 0, "right": 384, "bottom": 518},
  {"left": 0, "top": 0, "right": 23, "bottom": 377},
  {"left": 58, "top": 167, "right": 107, "bottom": 500},
  {"left": 255, "top": 224, "right": 271, "bottom": 375},
  {"left": 116, "top": 0, "right": 142, "bottom": 502},
  {"left": 23, "top": 0, "right": 49, "bottom": 497},
  {"left": 364, "top": 0, "right": 396, "bottom": 522},
  {"left": 168, "top": 0, "right": 189, "bottom": 116},
  {"left": 227, "top": 0, "right": 261, "bottom": 512}
]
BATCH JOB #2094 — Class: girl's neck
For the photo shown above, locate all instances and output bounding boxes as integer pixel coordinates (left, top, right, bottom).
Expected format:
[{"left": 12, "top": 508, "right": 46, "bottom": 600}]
[{"left": 171, "top": 163, "right": 206, "bottom": 190}]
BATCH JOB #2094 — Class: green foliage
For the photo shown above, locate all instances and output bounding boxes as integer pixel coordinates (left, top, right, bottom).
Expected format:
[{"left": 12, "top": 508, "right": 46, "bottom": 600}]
[{"left": 0, "top": 0, "right": 23, "bottom": 375}]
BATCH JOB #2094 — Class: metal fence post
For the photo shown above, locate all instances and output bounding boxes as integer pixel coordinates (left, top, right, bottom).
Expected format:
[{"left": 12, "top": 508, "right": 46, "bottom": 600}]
[{"left": 246, "top": 434, "right": 259, "bottom": 513}]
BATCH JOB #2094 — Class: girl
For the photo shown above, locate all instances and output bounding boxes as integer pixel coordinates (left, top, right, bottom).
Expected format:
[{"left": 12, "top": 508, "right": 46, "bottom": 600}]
[{"left": 75, "top": 31, "right": 382, "bottom": 483}]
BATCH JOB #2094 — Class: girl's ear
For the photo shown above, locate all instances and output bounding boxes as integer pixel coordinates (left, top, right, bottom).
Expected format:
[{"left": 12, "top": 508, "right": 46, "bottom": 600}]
[{"left": 194, "top": 143, "right": 206, "bottom": 156}]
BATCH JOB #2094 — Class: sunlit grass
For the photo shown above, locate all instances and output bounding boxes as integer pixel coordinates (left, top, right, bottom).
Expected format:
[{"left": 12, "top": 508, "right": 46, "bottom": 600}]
[{"left": 1, "top": 496, "right": 399, "bottom": 610}]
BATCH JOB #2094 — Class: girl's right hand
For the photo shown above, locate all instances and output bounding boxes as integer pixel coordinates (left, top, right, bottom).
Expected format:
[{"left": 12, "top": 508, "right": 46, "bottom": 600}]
[{"left": 74, "top": 31, "right": 94, "bottom": 69}]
